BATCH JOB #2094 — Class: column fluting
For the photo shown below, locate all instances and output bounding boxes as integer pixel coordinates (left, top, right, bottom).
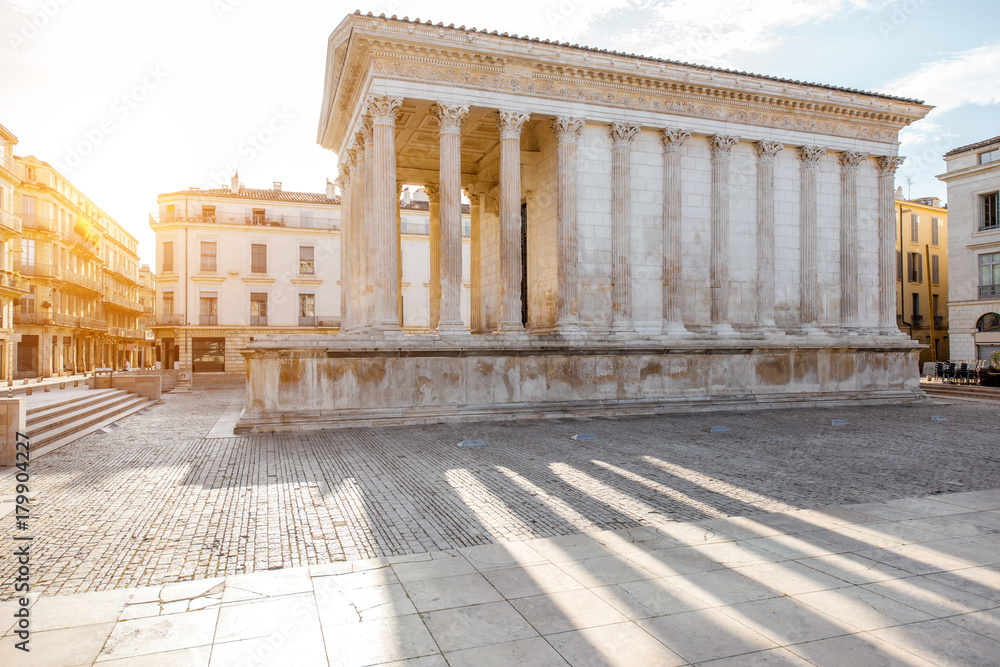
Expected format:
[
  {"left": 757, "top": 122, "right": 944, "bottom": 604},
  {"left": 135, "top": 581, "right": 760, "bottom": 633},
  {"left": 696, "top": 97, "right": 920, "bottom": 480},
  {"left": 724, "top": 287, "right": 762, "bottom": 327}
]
[
  {"left": 877, "top": 156, "right": 904, "bottom": 334},
  {"left": 755, "top": 141, "right": 783, "bottom": 331},
  {"left": 798, "top": 146, "right": 826, "bottom": 333},
  {"left": 839, "top": 151, "right": 866, "bottom": 331},
  {"left": 662, "top": 128, "right": 691, "bottom": 335},
  {"left": 495, "top": 110, "right": 530, "bottom": 333},
  {"left": 435, "top": 103, "right": 469, "bottom": 333},
  {"left": 551, "top": 117, "right": 585, "bottom": 333},
  {"left": 366, "top": 96, "right": 403, "bottom": 332},
  {"left": 610, "top": 122, "right": 640, "bottom": 334},
  {"left": 710, "top": 134, "right": 739, "bottom": 334}
]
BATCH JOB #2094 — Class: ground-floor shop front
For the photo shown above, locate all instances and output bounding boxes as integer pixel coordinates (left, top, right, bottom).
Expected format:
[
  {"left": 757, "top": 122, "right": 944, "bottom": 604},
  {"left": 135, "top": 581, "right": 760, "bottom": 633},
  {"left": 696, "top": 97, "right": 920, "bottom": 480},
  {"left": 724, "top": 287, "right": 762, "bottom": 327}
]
[{"left": 152, "top": 326, "right": 338, "bottom": 375}]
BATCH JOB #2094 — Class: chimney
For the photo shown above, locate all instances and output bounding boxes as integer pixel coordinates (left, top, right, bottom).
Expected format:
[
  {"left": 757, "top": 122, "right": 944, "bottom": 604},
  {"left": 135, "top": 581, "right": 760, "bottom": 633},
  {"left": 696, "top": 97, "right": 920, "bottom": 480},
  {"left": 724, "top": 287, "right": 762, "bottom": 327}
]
[
  {"left": 273, "top": 181, "right": 282, "bottom": 192},
  {"left": 230, "top": 171, "right": 239, "bottom": 194},
  {"left": 402, "top": 187, "right": 411, "bottom": 205},
  {"left": 895, "top": 185, "right": 903, "bottom": 200},
  {"left": 326, "top": 178, "right": 335, "bottom": 200}
]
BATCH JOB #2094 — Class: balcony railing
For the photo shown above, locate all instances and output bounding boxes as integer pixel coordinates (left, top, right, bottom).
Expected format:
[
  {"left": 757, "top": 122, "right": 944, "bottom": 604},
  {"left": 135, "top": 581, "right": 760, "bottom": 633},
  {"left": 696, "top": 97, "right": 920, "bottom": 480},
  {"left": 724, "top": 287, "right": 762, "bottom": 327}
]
[
  {"left": 143, "top": 306, "right": 155, "bottom": 314},
  {"left": 79, "top": 316, "right": 107, "bottom": 331},
  {"left": 109, "top": 326, "right": 144, "bottom": 340},
  {"left": 156, "top": 314, "right": 185, "bottom": 326},
  {"left": 103, "top": 293, "right": 144, "bottom": 312},
  {"left": 980, "top": 284, "right": 1000, "bottom": 299},
  {"left": 13, "top": 312, "right": 46, "bottom": 326},
  {"left": 15, "top": 261, "right": 57, "bottom": 278},
  {"left": 64, "top": 270, "right": 102, "bottom": 293},
  {"left": 0, "top": 270, "right": 29, "bottom": 293},
  {"left": 20, "top": 214, "right": 59, "bottom": 233},
  {"left": 108, "top": 262, "right": 138, "bottom": 282},
  {"left": 157, "top": 211, "right": 339, "bottom": 230},
  {"left": 200, "top": 315, "right": 218, "bottom": 326},
  {"left": 935, "top": 315, "right": 945, "bottom": 327},
  {"left": 0, "top": 209, "right": 22, "bottom": 235}
]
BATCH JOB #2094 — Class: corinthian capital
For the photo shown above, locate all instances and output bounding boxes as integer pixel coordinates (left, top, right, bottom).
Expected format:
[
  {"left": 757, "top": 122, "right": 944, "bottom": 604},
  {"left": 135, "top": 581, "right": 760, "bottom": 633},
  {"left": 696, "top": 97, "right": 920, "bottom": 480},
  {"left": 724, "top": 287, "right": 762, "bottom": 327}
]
[
  {"left": 876, "top": 155, "right": 905, "bottom": 176},
  {"left": 710, "top": 134, "right": 739, "bottom": 159},
  {"left": 797, "top": 146, "right": 826, "bottom": 167},
  {"left": 338, "top": 162, "right": 351, "bottom": 186},
  {"left": 359, "top": 118, "right": 374, "bottom": 145},
  {"left": 466, "top": 192, "right": 480, "bottom": 206},
  {"left": 610, "top": 122, "right": 640, "bottom": 148},
  {"left": 434, "top": 103, "right": 469, "bottom": 133},
  {"left": 550, "top": 117, "right": 585, "bottom": 144},
  {"left": 755, "top": 141, "right": 784, "bottom": 163},
  {"left": 366, "top": 96, "right": 402, "bottom": 125},
  {"left": 496, "top": 110, "right": 530, "bottom": 139},
  {"left": 839, "top": 151, "right": 867, "bottom": 172},
  {"left": 661, "top": 128, "right": 691, "bottom": 154},
  {"left": 424, "top": 184, "right": 440, "bottom": 203}
]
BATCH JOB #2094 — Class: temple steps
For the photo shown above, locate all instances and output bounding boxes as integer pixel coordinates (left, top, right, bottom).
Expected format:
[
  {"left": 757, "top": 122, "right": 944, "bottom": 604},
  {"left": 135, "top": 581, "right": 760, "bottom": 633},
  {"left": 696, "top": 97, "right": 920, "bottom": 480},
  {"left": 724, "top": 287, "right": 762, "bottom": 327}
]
[
  {"left": 921, "top": 382, "right": 1000, "bottom": 401},
  {"left": 26, "top": 388, "right": 152, "bottom": 451}
]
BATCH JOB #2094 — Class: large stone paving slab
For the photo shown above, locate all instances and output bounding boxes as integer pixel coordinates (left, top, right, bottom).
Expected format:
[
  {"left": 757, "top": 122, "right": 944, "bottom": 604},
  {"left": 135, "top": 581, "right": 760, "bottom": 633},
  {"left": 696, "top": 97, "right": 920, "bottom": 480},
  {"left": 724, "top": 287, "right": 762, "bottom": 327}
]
[{"left": 1, "top": 388, "right": 999, "bottom": 598}]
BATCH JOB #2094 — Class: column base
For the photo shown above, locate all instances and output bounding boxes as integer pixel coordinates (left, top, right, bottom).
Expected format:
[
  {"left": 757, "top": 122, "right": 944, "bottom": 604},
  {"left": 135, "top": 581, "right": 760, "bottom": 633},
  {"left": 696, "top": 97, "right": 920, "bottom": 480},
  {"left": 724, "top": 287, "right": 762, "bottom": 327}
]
[
  {"left": 798, "top": 324, "right": 825, "bottom": 336},
  {"left": 710, "top": 323, "right": 737, "bottom": 336},
  {"left": 661, "top": 321, "right": 690, "bottom": 336},
  {"left": 552, "top": 322, "right": 586, "bottom": 339},
  {"left": 436, "top": 322, "right": 468, "bottom": 336},
  {"left": 495, "top": 321, "right": 526, "bottom": 335},
  {"left": 609, "top": 320, "right": 635, "bottom": 335}
]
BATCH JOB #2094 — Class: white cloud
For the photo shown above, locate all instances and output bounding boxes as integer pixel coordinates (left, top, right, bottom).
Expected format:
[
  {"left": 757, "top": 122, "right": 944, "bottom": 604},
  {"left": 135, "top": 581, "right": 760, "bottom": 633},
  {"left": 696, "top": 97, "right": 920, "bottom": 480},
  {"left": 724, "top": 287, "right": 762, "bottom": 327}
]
[{"left": 882, "top": 44, "right": 1000, "bottom": 113}]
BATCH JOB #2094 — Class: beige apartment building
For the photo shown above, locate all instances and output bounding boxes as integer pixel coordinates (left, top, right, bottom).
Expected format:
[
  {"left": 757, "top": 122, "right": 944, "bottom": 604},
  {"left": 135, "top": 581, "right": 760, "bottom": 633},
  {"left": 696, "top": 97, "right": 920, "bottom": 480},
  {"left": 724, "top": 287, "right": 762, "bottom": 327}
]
[
  {"left": 0, "top": 124, "right": 30, "bottom": 380},
  {"left": 895, "top": 193, "right": 949, "bottom": 363},
  {"left": 940, "top": 135, "right": 1000, "bottom": 361},
  {"left": 151, "top": 178, "right": 470, "bottom": 375},
  {"left": 137, "top": 264, "right": 156, "bottom": 367},
  {"left": 12, "top": 155, "right": 144, "bottom": 377}
]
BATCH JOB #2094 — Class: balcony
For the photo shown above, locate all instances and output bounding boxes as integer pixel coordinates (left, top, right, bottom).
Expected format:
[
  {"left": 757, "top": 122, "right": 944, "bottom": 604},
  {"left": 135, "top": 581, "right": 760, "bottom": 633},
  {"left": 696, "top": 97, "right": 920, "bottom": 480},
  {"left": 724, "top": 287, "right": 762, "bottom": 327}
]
[
  {"left": 156, "top": 211, "right": 340, "bottom": 230},
  {"left": 143, "top": 306, "right": 155, "bottom": 314},
  {"left": 0, "top": 270, "right": 29, "bottom": 294},
  {"left": 0, "top": 209, "right": 22, "bottom": 235},
  {"left": 200, "top": 315, "right": 218, "bottom": 326},
  {"left": 21, "top": 214, "right": 59, "bottom": 233},
  {"left": 103, "top": 293, "right": 144, "bottom": 313},
  {"left": 71, "top": 231, "right": 100, "bottom": 256},
  {"left": 911, "top": 315, "right": 923, "bottom": 326},
  {"left": 16, "top": 261, "right": 57, "bottom": 278},
  {"left": 935, "top": 315, "right": 946, "bottom": 328},
  {"left": 109, "top": 326, "right": 144, "bottom": 340},
  {"left": 980, "top": 284, "right": 1000, "bottom": 299},
  {"left": 66, "top": 270, "right": 103, "bottom": 293},
  {"left": 156, "top": 314, "right": 185, "bottom": 326},
  {"left": 107, "top": 262, "right": 138, "bottom": 282},
  {"left": 78, "top": 316, "right": 107, "bottom": 331},
  {"left": 13, "top": 312, "right": 47, "bottom": 326}
]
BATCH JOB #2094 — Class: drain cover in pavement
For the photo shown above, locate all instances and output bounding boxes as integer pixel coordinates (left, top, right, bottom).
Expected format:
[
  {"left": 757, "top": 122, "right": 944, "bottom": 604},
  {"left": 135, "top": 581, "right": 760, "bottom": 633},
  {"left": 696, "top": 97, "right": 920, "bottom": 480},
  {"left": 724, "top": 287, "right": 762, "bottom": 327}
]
[
  {"left": 931, "top": 416, "right": 948, "bottom": 421},
  {"left": 458, "top": 439, "right": 485, "bottom": 447},
  {"left": 708, "top": 426, "right": 729, "bottom": 433},
  {"left": 571, "top": 434, "right": 597, "bottom": 441},
  {"left": 831, "top": 419, "right": 848, "bottom": 426}
]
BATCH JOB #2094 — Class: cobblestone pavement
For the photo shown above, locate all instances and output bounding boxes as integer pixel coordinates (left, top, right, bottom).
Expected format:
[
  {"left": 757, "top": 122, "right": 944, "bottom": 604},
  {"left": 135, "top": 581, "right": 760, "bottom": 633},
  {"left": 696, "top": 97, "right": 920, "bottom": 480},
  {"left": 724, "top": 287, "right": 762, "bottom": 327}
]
[{"left": 1, "top": 389, "right": 998, "bottom": 599}]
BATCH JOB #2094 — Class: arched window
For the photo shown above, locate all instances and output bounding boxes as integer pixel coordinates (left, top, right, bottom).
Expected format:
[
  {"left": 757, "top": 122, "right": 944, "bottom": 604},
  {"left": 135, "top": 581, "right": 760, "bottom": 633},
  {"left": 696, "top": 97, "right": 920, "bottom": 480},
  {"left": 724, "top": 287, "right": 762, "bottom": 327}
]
[{"left": 976, "top": 312, "right": 1000, "bottom": 332}]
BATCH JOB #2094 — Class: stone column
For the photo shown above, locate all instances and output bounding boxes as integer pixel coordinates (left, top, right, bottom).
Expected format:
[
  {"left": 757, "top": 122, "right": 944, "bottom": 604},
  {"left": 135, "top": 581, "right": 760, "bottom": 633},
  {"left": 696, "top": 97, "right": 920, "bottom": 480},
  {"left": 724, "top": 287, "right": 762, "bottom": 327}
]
[
  {"left": 425, "top": 185, "right": 441, "bottom": 330},
  {"left": 397, "top": 181, "right": 404, "bottom": 327},
  {"left": 367, "top": 96, "right": 403, "bottom": 333},
  {"left": 798, "top": 146, "right": 826, "bottom": 334},
  {"left": 877, "top": 156, "right": 905, "bottom": 334},
  {"left": 661, "top": 128, "right": 691, "bottom": 335},
  {"left": 755, "top": 141, "right": 784, "bottom": 331},
  {"left": 551, "top": 117, "right": 585, "bottom": 333},
  {"left": 350, "top": 139, "right": 364, "bottom": 332},
  {"left": 710, "top": 134, "right": 739, "bottom": 335},
  {"left": 495, "top": 110, "right": 530, "bottom": 334},
  {"left": 839, "top": 151, "right": 866, "bottom": 332},
  {"left": 435, "top": 103, "right": 469, "bottom": 333},
  {"left": 610, "top": 122, "right": 640, "bottom": 334},
  {"left": 337, "top": 162, "right": 352, "bottom": 333},
  {"left": 360, "top": 120, "right": 376, "bottom": 330},
  {"left": 467, "top": 193, "right": 483, "bottom": 333}
]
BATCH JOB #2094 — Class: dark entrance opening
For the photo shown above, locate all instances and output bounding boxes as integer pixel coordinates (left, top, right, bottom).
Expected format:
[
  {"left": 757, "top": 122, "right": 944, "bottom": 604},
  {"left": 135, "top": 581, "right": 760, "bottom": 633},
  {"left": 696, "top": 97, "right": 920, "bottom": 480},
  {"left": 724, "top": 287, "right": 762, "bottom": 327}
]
[
  {"left": 520, "top": 201, "right": 528, "bottom": 327},
  {"left": 17, "top": 334, "right": 38, "bottom": 379},
  {"left": 192, "top": 337, "right": 226, "bottom": 373}
]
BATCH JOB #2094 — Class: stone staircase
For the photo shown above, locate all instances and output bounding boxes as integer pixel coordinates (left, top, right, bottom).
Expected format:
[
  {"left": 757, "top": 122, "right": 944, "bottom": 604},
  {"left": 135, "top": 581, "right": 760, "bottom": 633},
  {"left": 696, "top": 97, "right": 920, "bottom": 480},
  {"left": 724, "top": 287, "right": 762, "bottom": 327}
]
[
  {"left": 25, "top": 388, "right": 152, "bottom": 452},
  {"left": 921, "top": 381, "right": 1000, "bottom": 401}
]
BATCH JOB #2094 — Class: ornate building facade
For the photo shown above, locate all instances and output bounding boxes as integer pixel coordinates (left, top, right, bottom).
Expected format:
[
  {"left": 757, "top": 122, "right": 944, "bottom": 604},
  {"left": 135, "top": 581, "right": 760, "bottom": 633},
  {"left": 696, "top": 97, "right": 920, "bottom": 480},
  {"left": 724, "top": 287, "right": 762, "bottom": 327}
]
[{"left": 238, "top": 13, "right": 933, "bottom": 433}]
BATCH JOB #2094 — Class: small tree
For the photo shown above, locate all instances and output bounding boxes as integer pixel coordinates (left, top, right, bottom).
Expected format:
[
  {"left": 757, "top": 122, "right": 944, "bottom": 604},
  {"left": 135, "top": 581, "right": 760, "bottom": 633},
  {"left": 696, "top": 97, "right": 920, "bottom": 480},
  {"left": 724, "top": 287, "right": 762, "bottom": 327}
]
[{"left": 991, "top": 351, "right": 1000, "bottom": 371}]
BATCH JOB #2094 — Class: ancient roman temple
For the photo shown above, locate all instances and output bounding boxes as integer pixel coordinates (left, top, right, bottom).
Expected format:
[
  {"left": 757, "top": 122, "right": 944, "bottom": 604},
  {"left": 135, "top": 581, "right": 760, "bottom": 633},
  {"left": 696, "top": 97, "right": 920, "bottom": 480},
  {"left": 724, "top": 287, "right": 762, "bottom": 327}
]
[{"left": 235, "top": 12, "right": 932, "bottom": 433}]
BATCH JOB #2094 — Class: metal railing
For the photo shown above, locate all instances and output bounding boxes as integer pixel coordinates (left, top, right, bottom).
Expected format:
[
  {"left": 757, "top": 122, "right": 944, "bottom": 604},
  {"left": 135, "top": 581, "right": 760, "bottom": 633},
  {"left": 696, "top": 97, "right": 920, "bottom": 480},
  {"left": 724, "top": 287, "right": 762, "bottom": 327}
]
[
  {"left": 103, "top": 293, "right": 144, "bottom": 312},
  {"left": 156, "top": 314, "right": 185, "bottom": 326},
  {"left": 110, "top": 326, "right": 144, "bottom": 339},
  {"left": 12, "top": 312, "right": 107, "bottom": 331},
  {"left": 15, "top": 261, "right": 57, "bottom": 278},
  {"left": 0, "top": 270, "right": 29, "bottom": 293},
  {"left": 20, "top": 215, "right": 59, "bottom": 233},
  {"left": 0, "top": 209, "right": 22, "bottom": 234},
  {"left": 79, "top": 316, "right": 107, "bottom": 331},
  {"left": 64, "top": 270, "right": 102, "bottom": 293},
  {"left": 158, "top": 211, "right": 339, "bottom": 230},
  {"left": 200, "top": 315, "right": 218, "bottom": 326},
  {"left": 0, "top": 152, "right": 18, "bottom": 177},
  {"left": 980, "top": 284, "right": 1000, "bottom": 299}
]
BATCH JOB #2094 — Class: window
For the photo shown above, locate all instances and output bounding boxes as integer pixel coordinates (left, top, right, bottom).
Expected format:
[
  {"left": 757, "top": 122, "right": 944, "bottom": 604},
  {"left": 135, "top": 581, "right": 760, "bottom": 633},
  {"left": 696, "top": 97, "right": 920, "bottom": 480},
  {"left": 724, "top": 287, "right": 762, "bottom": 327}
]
[
  {"left": 299, "top": 245, "right": 314, "bottom": 274},
  {"left": 200, "top": 293, "right": 218, "bottom": 325},
  {"left": 931, "top": 255, "right": 940, "bottom": 285},
  {"left": 977, "top": 312, "right": 1000, "bottom": 332},
  {"left": 162, "top": 241, "right": 173, "bottom": 273},
  {"left": 979, "top": 252, "right": 1000, "bottom": 298},
  {"left": 250, "top": 292, "right": 267, "bottom": 326},
  {"left": 251, "top": 243, "right": 267, "bottom": 273},
  {"left": 201, "top": 241, "right": 217, "bottom": 272},
  {"left": 201, "top": 205, "right": 215, "bottom": 222},
  {"left": 979, "top": 149, "right": 1000, "bottom": 165},
  {"left": 907, "top": 252, "right": 922, "bottom": 283},
  {"left": 298, "top": 293, "right": 315, "bottom": 325},
  {"left": 21, "top": 238, "right": 35, "bottom": 268},
  {"left": 910, "top": 213, "right": 919, "bottom": 242},
  {"left": 20, "top": 285, "right": 35, "bottom": 314},
  {"left": 163, "top": 291, "right": 174, "bottom": 316},
  {"left": 931, "top": 217, "right": 940, "bottom": 245},
  {"left": 896, "top": 250, "right": 903, "bottom": 282},
  {"left": 252, "top": 208, "right": 265, "bottom": 225},
  {"left": 166, "top": 204, "right": 175, "bottom": 222},
  {"left": 982, "top": 192, "right": 999, "bottom": 231}
]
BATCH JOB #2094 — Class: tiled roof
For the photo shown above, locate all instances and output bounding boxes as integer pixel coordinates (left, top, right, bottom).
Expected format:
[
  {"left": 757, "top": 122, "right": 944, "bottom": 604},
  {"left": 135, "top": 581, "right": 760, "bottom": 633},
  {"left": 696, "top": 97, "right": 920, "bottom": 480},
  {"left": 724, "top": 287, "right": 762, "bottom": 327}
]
[
  {"left": 945, "top": 135, "right": 1000, "bottom": 157},
  {"left": 159, "top": 187, "right": 340, "bottom": 204},
  {"left": 355, "top": 11, "right": 924, "bottom": 105},
  {"left": 401, "top": 200, "right": 471, "bottom": 214}
]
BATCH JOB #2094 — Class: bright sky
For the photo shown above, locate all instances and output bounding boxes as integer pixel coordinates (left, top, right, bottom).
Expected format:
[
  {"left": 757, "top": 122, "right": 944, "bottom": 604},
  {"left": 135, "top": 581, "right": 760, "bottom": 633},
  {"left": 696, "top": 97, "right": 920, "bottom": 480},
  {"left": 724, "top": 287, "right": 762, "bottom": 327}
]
[{"left": 2, "top": 0, "right": 998, "bottom": 265}]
